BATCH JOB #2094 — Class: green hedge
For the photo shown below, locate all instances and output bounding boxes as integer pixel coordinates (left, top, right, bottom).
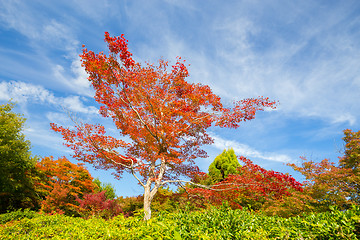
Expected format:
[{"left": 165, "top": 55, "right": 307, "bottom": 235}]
[
  {"left": 0, "top": 209, "right": 39, "bottom": 224},
  {"left": 1, "top": 206, "right": 359, "bottom": 239}
]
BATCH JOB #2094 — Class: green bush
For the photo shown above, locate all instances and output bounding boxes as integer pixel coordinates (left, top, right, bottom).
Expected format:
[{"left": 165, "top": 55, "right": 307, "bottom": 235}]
[
  {"left": 1, "top": 205, "right": 359, "bottom": 239},
  {"left": 0, "top": 209, "right": 39, "bottom": 224}
]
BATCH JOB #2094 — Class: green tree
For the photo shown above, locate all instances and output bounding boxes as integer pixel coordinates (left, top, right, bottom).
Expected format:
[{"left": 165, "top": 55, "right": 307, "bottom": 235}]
[
  {"left": 208, "top": 148, "right": 241, "bottom": 182},
  {"left": 0, "top": 102, "right": 38, "bottom": 212},
  {"left": 93, "top": 178, "right": 117, "bottom": 200}
]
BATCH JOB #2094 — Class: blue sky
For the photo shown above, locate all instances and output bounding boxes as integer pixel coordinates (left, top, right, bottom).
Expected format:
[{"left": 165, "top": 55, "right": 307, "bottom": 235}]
[{"left": 1, "top": 0, "right": 360, "bottom": 197}]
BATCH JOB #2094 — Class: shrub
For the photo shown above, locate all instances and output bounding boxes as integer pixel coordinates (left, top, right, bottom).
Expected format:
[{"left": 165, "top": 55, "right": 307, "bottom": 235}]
[
  {"left": 77, "top": 191, "right": 123, "bottom": 219},
  {"left": 0, "top": 209, "right": 39, "bottom": 224}
]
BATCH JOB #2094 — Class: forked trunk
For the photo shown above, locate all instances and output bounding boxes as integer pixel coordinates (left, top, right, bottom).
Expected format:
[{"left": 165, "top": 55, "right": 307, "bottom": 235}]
[{"left": 143, "top": 158, "right": 166, "bottom": 220}]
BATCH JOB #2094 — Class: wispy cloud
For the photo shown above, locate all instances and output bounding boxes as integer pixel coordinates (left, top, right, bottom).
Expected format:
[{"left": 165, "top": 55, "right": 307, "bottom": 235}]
[
  {"left": 24, "top": 124, "right": 72, "bottom": 154},
  {"left": 0, "top": 1, "right": 93, "bottom": 96},
  {"left": 0, "top": 81, "right": 56, "bottom": 104},
  {"left": 185, "top": 2, "right": 360, "bottom": 126},
  {"left": 52, "top": 57, "right": 93, "bottom": 97},
  {"left": 0, "top": 1, "right": 78, "bottom": 52},
  {"left": 0, "top": 81, "right": 97, "bottom": 114},
  {"left": 113, "top": 1, "right": 360, "bottom": 127},
  {"left": 211, "top": 134, "right": 292, "bottom": 163}
]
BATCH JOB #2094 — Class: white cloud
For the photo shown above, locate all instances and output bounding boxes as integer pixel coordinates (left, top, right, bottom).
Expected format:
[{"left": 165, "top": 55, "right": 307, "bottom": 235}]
[
  {"left": 0, "top": 81, "right": 56, "bottom": 103},
  {"left": 331, "top": 113, "right": 356, "bottom": 126},
  {"left": 41, "top": 20, "right": 79, "bottom": 53},
  {"left": 163, "top": 0, "right": 196, "bottom": 11},
  {"left": 0, "top": 82, "right": 10, "bottom": 100},
  {"left": 0, "top": 1, "right": 78, "bottom": 52},
  {"left": 45, "top": 112, "right": 70, "bottom": 125},
  {"left": 62, "top": 96, "right": 98, "bottom": 114},
  {"left": 0, "top": 0, "right": 40, "bottom": 39},
  {"left": 71, "top": 58, "right": 90, "bottom": 89},
  {"left": 0, "top": 1, "right": 93, "bottom": 97},
  {"left": 213, "top": 17, "right": 258, "bottom": 62},
  {"left": 52, "top": 57, "right": 93, "bottom": 97},
  {"left": 23, "top": 124, "right": 72, "bottom": 154},
  {"left": 122, "top": 1, "right": 360, "bottom": 129},
  {"left": 0, "top": 81, "right": 97, "bottom": 114},
  {"left": 212, "top": 134, "right": 292, "bottom": 163},
  {"left": 176, "top": 2, "right": 360, "bottom": 126}
]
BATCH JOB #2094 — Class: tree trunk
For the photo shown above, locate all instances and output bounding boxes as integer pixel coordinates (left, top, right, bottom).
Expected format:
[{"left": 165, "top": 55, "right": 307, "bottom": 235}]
[
  {"left": 143, "top": 186, "right": 152, "bottom": 221},
  {"left": 143, "top": 158, "right": 166, "bottom": 220},
  {"left": 143, "top": 183, "right": 161, "bottom": 220}
]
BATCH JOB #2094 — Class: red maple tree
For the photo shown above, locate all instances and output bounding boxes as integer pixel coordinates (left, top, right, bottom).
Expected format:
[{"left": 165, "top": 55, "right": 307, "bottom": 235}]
[
  {"left": 77, "top": 191, "right": 122, "bottom": 219},
  {"left": 51, "top": 32, "right": 277, "bottom": 220},
  {"left": 187, "top": 156, "right": 303, "bottom": 210}
]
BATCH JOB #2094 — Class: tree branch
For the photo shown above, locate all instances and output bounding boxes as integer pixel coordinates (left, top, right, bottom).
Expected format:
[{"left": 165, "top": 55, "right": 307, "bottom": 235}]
[{"left": 161, "top": 180, "right": 264, "bottom": 191}]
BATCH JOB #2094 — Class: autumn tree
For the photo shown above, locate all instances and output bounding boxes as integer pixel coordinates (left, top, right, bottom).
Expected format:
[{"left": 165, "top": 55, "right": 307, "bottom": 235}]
[
  {"left": 286, "top": 129, "right": 360, "bottom": 213},
  {"left": 51, "top": 32, "right": 277, "bottom": 220},
  {"left": 339, "top": 129, "right": 360, "bottom": 204},
  {"left": 260, "top": 187, "right": 316, "bottom": 217},
  {"left": 0, "top": 102, "right": 38, "bottom": 212},
  {"left": 34, "top": 156, "right": 96, "bottom": 215},
  {"left": 189, "top": 156, "right": 303, "bottom": 210},
  {"left": 288, "top": 157, "right": 352, "bottom": 212},
  {"left": 76, "top": 191, "right": 122, "bottom": 219}
]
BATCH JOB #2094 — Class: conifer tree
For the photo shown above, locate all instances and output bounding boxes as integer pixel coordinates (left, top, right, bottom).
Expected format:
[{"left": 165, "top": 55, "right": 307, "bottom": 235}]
[{"left": 208, "top": 148, "right": 240, "bottom": 182}]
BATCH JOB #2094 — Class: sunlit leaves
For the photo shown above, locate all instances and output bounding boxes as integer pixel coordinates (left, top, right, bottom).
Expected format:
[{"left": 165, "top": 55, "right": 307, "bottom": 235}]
[
  {"left": 0, "top": 102, "right": 38, "bottom": 212},
  {"left": 52, "top": 33, "right": 276, "bottom": 219},
  {"left": 77, "top": 191, "right": 122, "bottom": 219},
  {"left": 2, "top": 206, "right": 359, "bottom": 239},
  {"left": 287, "top": 129, "right": 360, "bottom": 210},
  {"left": 35, "top": 156, "right": 96, "bottom": 215},
  {"left": 189, "top": 156, "right": 302, "bottom": 210},
  {"left": 208, "top": 148, "right": 240, "bottom": 183}
]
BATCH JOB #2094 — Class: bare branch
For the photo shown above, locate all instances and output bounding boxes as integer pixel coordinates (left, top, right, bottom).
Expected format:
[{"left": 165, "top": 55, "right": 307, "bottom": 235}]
[
  {"left": 131, "top": 167, "right": 145, "bottom": 188},
  {"left": 176, "top": 182, "right": 198, "bottom": 199},
  {"left": 161, "top": 180, "right": 263, "bottom": 191}
]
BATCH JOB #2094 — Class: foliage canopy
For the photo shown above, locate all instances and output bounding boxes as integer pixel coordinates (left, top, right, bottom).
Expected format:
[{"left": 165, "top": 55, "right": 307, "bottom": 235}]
[
  {"left": 35, "top": 156, "right": 96, "bottom": 215},
  {"left": 0, "top": 102, "right": 38, "bottom": 212},
  {"left": 51, "top": 32, "right": 277, "bottom": 219},
  {"left": 208, "top": 148, "right": 240, "bottom": 183}
]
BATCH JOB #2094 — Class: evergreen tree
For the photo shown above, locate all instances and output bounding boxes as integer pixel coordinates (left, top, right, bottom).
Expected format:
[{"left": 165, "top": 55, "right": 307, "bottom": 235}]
[
  {"left": 208, "top": 148, "right": 240, "bottom": 182},
  {"left": 0, "top": 102, "right": 38, "bottom": 212}
]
